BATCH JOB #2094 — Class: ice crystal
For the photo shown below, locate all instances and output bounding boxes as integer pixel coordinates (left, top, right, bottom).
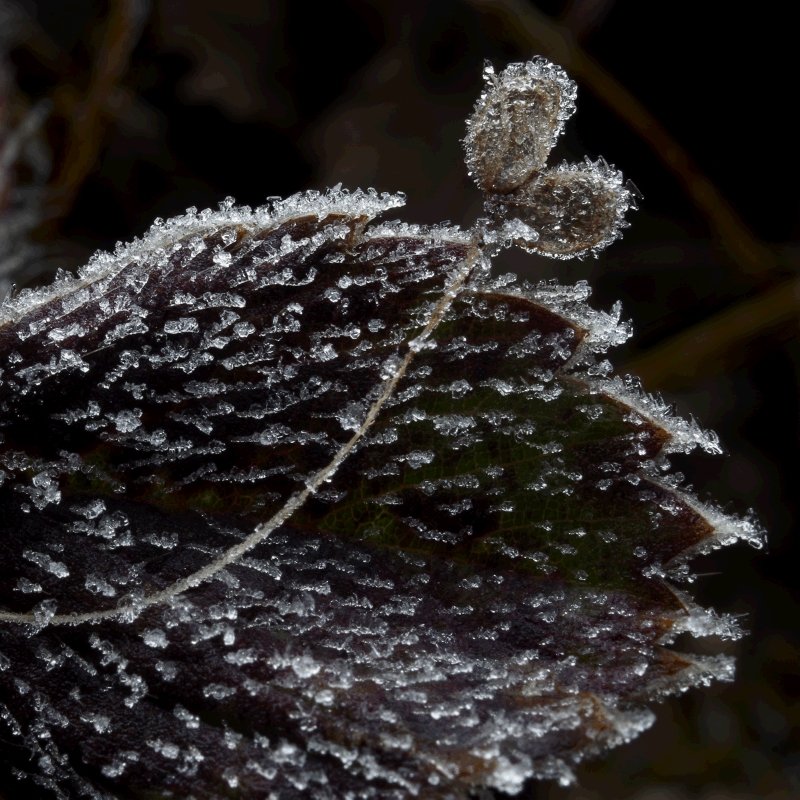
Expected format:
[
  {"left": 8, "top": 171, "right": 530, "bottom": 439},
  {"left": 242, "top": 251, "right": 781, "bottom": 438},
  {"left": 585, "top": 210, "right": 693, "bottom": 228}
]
[{"left": 0, "top": 59, "right": 762, "bottom": 800}]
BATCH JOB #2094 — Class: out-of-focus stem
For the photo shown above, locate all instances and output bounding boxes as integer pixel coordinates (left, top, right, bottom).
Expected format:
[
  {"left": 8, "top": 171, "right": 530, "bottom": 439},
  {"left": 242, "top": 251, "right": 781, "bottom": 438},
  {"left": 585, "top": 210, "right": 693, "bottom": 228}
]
[
  {"left": 623, "top": 277, "right": 800, "bottom": 389},
  {"left": 48, "top": 0, "right": 146, "bottom": 218}
]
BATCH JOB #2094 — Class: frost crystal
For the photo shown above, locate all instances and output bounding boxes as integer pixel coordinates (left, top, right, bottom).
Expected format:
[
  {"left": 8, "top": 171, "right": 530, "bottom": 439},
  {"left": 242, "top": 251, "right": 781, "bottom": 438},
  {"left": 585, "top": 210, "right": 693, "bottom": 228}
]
[{"left": 0, "top": 59, "right": 760, "bottom": 800}]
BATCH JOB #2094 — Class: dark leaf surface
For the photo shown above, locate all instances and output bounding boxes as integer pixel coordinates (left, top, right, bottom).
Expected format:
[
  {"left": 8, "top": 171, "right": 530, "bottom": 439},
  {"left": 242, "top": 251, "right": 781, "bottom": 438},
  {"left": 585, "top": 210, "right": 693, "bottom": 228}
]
[{"left": 0, "top": 62, "right": 761, "bottom": 799}]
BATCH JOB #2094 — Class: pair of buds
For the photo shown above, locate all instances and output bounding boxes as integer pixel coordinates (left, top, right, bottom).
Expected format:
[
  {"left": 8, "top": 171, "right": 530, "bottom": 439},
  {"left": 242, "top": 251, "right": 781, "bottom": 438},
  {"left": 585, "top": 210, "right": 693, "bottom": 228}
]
[{"left": 464, "top": 59, "right": 636, "bottom": 258}]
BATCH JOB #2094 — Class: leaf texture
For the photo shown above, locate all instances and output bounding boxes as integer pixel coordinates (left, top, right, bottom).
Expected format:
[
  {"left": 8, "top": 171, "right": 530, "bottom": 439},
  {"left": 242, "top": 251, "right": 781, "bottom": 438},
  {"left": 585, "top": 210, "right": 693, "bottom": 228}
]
[{"left": 0, "top": 65, "right": 762, "bottom": 800}]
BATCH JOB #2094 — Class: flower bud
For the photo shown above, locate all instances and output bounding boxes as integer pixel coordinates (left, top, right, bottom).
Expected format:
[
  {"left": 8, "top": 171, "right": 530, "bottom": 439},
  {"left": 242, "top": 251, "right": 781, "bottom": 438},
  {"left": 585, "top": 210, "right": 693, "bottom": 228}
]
[
  {"left": 485, "top": 158, "right": 636, "bottom": 258},
  {"left": 464, "top": 59, "right": 577, "bottom": 194}
]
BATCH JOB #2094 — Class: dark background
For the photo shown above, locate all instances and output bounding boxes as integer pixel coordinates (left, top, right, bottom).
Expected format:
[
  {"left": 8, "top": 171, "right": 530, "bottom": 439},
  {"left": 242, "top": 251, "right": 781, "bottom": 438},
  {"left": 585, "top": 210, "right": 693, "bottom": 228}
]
[{"left": 2, "top": 1, "right": 797, "bottom": 798}]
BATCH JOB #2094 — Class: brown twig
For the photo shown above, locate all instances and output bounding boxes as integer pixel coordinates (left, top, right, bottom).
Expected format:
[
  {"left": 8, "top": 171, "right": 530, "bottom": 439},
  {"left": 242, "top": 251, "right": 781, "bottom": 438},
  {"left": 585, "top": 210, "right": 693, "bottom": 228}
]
[{"left": 48, "top": 0, "right": 147, "bottom": 219}]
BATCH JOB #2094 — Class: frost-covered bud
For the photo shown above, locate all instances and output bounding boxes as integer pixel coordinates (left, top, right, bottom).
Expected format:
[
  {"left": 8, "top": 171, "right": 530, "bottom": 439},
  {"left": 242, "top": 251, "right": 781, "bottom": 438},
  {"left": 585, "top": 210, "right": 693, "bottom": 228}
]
[
  {"left": 464, "top": 59, "right": 577, "bottom": 194},
  {"left": 485, "top": 158, "right": 636, "bottom": 258}
]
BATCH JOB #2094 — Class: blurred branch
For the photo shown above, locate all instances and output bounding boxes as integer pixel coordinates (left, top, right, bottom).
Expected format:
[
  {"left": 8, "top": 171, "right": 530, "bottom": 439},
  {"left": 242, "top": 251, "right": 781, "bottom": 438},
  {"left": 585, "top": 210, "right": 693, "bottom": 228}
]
[
  {"left": 48, "top": 0, "right": 148, "bottom": 219},
  {"left": 622, "top": 277, "right": 800, "bottom": 389},
  {"left": 468, "top": 0, "right": 776, "bottom": 278},
  {"left": 560, "top": 0, "right": 616, "bottom": 41}
]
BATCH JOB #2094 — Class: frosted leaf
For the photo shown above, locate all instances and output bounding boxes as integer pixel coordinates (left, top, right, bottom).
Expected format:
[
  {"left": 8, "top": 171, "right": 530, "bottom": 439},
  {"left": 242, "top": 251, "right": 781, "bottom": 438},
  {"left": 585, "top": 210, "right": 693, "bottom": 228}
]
[
  {"left": 0, "top": 59, "right": 761, "bottom": 800},
  {"left": 464, "top": 59, "right": 577, "bottom": 194}
]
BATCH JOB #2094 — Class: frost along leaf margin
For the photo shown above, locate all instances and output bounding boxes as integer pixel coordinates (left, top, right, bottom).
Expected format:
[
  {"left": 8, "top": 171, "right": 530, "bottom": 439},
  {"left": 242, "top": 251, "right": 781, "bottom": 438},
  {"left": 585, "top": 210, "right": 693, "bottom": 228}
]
[{"left": 0, "top": 61, "right": 762, "bottom": 799}]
